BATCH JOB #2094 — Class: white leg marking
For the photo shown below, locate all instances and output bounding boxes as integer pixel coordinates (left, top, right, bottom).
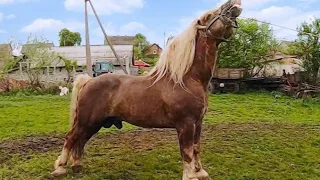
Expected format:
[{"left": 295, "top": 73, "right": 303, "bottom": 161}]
[
  {"left": 51, "top": 146, "right": 69, "bottom": 177},
  {"left": 183, "top": 158, "right": 199, "bottom": 180}
]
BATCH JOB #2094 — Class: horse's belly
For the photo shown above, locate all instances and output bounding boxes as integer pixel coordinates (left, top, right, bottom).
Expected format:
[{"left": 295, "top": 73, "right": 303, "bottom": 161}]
[{"left": 122, "top": 114, "right": 175, "bottom": 129}]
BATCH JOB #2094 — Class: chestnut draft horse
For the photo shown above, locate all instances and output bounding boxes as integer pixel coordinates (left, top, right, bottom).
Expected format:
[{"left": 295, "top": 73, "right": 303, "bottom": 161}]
[{"left": 51, "top": 0, "right": 242, "bottom": 179}]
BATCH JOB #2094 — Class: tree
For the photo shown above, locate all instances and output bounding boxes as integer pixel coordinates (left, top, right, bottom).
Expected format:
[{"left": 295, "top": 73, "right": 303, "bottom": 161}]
[
  {"left": 22, "top": 35, "right": 59, "bottom": 87},
  {"left": 58, "top": 55, "right": 77, "bottom": 84},
  {"left": 133, "top": 33, "right": 150, "bottom": 59},
  {"left": 0, "top": 46, "right": 17, "bottom": 92},
  {"left": 287, "top": 18, "right": 320, "bottom": 85},
  {"left": 59, "top": 28, "right": 82, "bottom": 46},
  {"left": 217, "top": 19, "right": 278, "bottom": 76}
]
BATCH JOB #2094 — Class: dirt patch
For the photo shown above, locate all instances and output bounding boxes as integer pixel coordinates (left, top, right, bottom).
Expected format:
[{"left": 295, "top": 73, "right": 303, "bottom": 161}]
[
  {"left": 0, "top": 129, "right": 178, "bottom": 155},
  {"left": 0, "top": 135, "right": 64, "bottom": 154},
  {"left": 1, "top": 123, "right": 319, "bottom": 165},
  {"left": 91, "top": 128, "right": 178, "bottom": 152},
  {"left": 0, "top": 135, "right": 64, "bottom": 165}
]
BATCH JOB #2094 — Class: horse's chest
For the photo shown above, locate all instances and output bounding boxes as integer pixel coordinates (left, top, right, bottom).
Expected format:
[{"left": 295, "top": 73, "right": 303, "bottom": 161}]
[{"left": 170, "top": 98, "right": 208, "bottom": 120}]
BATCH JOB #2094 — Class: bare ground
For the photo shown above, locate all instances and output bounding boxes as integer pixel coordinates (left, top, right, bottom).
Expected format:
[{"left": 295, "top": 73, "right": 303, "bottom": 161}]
[
  {"left": 1, "top": 123, "right": 320, "bottom": 179},
  {"left": 1, "top": 123, "right": 319, "bottom": 157}
]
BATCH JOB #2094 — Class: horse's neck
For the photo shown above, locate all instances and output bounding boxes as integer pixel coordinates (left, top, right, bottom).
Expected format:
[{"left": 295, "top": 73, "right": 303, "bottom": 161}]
[{"left": 187, "top": 36, "right": 218, "bottom": 87}]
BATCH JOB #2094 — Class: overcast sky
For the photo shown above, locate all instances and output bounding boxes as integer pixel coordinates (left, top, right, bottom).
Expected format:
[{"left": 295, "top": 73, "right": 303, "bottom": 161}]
[{"left": 0, "top": 0, "right": 319, "bottom": 48}]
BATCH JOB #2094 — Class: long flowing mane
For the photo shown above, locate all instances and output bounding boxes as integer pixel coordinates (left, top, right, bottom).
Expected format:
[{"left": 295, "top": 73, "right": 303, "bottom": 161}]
[{"left": 147, "top": 8, "right": 220, "bottom": 87}]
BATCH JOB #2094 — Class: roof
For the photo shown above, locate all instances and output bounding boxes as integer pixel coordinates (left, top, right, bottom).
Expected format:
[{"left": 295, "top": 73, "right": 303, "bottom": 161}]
[
  {"left": 104, "top": 36, "right": 135, "bottom": 45},
  {"left": 51, "top": 45, "right": 134, "bottom": 67},
  {"left": 143, "top": 43, "right": 163, "bottom": 53},
  {"left": 21, "top": 43, "right": 54, "bottom": 54},
  {"left": 150, "top": 43, "right": 162, "bottom": 50}
]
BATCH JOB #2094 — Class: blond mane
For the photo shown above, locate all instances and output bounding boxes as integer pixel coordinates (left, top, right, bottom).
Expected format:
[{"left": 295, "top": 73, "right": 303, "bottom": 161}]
[{"left": 147, "top": 7, "right": 221, "bottom": 87}]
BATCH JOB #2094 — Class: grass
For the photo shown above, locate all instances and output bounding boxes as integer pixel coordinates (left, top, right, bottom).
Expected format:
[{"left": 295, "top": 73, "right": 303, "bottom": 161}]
[
  {"left": 0, "top": 92, "right": 320, "bottom": 179},
  {"left": 206, "top": 92, "right": 320, "bottom": 124}
]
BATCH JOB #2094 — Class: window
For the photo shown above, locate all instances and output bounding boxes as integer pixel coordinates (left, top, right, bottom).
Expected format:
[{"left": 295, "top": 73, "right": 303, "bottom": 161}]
[{"left": 153, "top": 50, "right": 157, "bottom": 54}]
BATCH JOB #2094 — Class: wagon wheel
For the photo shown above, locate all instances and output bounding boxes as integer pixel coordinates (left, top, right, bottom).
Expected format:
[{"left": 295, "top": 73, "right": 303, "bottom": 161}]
[{"left": 225, "top": 82, "right": 240, "bottom": 94}]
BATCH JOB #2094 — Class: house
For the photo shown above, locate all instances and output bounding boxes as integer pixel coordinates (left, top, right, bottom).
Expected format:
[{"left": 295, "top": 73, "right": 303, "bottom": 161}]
[
  {"left": 143, "top": 43, "right": 163, "bottom": 56},
  {"left": 0, "top": 44, "right": 12, "bottom": 69},
  {"left": 8, "top": 38, "right": 137, "bottom": 83}
]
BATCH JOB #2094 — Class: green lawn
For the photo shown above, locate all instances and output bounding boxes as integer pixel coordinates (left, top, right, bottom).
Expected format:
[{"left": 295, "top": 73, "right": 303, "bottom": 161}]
[{"left": 0, "top": 92, "right": 320, "bottom": 179}]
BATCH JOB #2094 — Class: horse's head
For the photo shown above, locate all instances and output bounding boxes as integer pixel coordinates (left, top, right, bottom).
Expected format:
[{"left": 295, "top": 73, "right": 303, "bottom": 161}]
[{"left": 198, "top": 0, "right": 242, "bottom": 43}]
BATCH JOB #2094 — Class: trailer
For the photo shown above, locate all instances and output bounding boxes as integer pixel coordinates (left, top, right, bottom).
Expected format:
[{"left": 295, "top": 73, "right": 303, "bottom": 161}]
[
  {"left": 208, "top": 68, "right": 246, "bottom": 94},
  {"left": 209, "top": 68, "right": 286, "bottom": 94}
]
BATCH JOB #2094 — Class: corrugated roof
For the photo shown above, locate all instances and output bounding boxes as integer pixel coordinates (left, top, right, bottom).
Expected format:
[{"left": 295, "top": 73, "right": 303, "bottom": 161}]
[
  {"left": 104, "top": 36, "right": 135, "bottom": 45},
  {"left": 21, "top": 43, "right": 54, "bottom": 54}
]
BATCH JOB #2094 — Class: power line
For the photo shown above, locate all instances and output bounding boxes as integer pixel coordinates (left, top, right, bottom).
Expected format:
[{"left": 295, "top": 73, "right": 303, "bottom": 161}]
[{"left": 239, "top": 16, "right": 320, "bottom": 38}]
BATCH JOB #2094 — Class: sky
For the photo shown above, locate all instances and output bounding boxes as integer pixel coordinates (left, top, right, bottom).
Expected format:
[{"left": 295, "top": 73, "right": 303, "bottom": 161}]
[{"left": 0, "top": 0, "right": 320, "bottom": 48}]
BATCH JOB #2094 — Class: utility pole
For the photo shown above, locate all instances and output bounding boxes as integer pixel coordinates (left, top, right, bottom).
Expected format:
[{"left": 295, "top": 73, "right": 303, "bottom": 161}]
[
  {"left": 163, "top": 32, "right": 166, "bottom": 48},
  {"left": 84, "top": 0, "right": 128, "bottom": 75},
  {"left": 85, "top": 0, "right": 93, "bottom": 77}
]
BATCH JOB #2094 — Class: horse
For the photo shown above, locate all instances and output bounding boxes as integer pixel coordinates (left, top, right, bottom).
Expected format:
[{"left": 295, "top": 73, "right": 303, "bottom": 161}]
[{"left": 51, "top": 0, "right": 242, "bottom": 179}]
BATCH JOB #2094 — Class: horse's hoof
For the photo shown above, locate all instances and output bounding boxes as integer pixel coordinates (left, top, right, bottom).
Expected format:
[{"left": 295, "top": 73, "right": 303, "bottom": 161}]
[
  {"left": 51, "top": 167, "right": 68, "bottom": 177},
  {"left": 71, "top": 165, "right": 83, "bottom": 173},
  {"left": 197, "top": 169, "right": 209, "bottom": 180}
]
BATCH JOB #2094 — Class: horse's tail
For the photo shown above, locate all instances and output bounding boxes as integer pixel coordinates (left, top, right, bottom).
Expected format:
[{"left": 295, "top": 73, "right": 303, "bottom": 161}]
[{"left": 69, "top": 74, "right": 92, "bottom": 128}]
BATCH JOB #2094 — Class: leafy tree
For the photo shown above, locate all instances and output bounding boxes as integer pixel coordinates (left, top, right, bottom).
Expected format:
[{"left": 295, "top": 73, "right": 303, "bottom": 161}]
[
  {"left": 217, "top": 19, "right": 278, "bottom": 76},
  {"left": 59, "top": 28, "right": 82, "bottom": 46},
  {"left": 22, "top": 35, "right": 59, "bottom": 87},
  {"left": 286, "top": 18, "right": 320, "bottom": 85},
  {"left": 133, "top": 33, "right": 150, "bottom": 59},
  {"left": 0, "top": 44, "right": 17, "bottom": 92},
  {"left": 58, "top": 55, "right": 77, "bottom": 84}
]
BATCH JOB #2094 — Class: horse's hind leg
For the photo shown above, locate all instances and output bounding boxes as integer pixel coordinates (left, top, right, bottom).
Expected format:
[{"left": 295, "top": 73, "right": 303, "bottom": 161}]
[
  {"left": 51, "top": 123, "right": 101, "bottom": 177},
  {"left": 51, "top": 127, "right": 77, "bottom": 177}
]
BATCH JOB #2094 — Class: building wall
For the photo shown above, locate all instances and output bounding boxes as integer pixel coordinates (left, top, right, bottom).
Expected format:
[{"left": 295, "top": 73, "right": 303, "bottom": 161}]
[
  {"left": 50, "top": 45, "right": 134, "bottom": 66},
  {"left": 8, "top": 66, "right": 138, "bottom": 84}
]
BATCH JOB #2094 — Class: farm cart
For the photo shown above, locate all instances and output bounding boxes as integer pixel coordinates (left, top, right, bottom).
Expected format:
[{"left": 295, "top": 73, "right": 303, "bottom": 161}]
[
  {"left": 208, "top": 68, "right": 286, "bottom": 94},
  {"left": 208, "top": 68, "right": 246, "bottom": 94}
]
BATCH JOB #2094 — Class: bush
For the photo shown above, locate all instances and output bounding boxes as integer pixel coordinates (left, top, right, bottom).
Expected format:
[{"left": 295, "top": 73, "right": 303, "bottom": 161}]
[{"left": 0, "top": 81, "right": 73, "bottom": 96}]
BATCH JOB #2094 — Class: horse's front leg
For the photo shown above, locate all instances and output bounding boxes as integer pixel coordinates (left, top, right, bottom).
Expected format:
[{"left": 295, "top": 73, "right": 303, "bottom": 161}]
[
  {"left": 194, "top": 121, "right": 209, "bottom": 180},
  {"left": 177, "top": 121, "right": 198, "bottom": 180}
]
